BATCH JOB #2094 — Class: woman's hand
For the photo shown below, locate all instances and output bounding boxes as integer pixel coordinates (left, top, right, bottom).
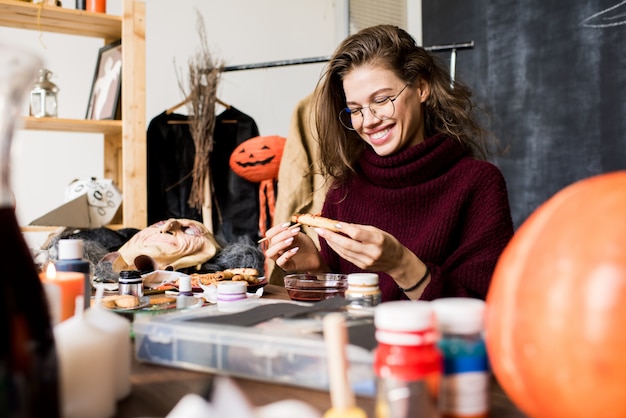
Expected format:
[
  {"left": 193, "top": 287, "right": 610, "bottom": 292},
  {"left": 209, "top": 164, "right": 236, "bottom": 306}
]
[
  {"left": 316, "top": 222, "right": 427, "bottom": 291},
  {"left": 262, "top": 223, "right": 327, "bottom": 273}
]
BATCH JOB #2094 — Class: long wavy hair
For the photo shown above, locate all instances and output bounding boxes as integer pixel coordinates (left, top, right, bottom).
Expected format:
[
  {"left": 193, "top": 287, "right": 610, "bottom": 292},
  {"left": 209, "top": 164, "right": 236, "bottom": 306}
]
[{"left": 314, "top": 24, "right": 494, "bottom": 184}]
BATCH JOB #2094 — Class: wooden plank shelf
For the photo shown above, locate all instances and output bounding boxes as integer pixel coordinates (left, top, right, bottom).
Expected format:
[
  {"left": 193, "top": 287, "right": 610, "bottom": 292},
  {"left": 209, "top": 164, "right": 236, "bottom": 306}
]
[
  {"left": 22, "top": 116, "right": 122, "bottom": 135},
  {"left": 0, "top": 0, "right": 121, "bottom": 40}
]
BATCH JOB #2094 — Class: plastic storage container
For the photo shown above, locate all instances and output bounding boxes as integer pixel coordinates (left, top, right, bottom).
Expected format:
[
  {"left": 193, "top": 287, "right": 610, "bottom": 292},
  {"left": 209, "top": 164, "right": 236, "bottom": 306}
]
[{"left": 133, "top": 299, "right": 375, "bottom": 396}]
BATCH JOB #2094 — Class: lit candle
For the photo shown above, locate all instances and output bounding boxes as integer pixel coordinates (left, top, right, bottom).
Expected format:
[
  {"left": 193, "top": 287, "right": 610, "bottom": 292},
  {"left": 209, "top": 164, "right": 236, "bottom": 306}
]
[{"left": 40, "top": 263, "right": 84, "bottom": 323}]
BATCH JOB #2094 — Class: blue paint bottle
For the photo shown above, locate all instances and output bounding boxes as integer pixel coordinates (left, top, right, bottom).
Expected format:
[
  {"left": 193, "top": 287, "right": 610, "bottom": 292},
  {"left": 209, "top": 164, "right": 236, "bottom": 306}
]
[
  {"left": 55, "top": 239, "right": 92, "bottom": 310},
  {"left": 432, "top": 298, "right": 489, "bottom": 418}
]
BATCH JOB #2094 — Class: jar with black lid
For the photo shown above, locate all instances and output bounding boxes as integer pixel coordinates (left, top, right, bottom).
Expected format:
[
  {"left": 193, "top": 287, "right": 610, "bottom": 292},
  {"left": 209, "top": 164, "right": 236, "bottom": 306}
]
[{"left": 118, "top": 270, "right": 143, "bottom": 297}]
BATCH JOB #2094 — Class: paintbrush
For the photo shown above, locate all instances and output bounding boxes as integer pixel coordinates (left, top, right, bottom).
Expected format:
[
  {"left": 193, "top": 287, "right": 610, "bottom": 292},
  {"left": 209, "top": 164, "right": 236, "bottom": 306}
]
[{"left": 257, "top": 223, "right": 301, "bottom": 244}]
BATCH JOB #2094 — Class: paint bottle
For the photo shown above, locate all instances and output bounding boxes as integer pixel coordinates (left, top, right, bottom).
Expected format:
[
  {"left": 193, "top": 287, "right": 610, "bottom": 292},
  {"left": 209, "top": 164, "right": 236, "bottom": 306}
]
[
  {"left": 55, "top": 238, "right": 91, "bottom": 310},
  {"left": 86, "top": 0, "right": 106, "bottom": 13},
  {"left": 374, "top": 301, "right": 441, "bottom": 418},
  {"left": 177, "top": 275, "right": 193, "bottom": 296},
  {"left": 431, "top": 298, "right": 489, "bottom": 418}
]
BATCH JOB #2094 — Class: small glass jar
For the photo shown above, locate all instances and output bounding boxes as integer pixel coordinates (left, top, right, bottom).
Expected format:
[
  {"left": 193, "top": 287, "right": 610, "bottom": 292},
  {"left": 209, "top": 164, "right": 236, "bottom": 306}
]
[
  {"left": 118, "top": 270, "right": 143, "bottom": 297},
  {"left": 345, "top": 272, "right": 381, "bottom": 308},
  {"left": 30, "top": 68, "right": 59, "bottom": 118}
]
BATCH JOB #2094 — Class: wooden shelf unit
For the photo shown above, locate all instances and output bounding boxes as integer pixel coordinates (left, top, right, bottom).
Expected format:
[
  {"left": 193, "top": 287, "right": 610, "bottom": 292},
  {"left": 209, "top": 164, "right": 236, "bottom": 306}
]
[{"left": 2, "top": 0, "right": 147, "bottom": 229}]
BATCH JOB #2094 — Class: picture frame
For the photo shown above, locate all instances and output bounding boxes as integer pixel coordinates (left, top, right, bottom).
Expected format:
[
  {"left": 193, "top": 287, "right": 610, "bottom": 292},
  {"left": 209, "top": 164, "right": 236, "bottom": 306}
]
[{"left": 86, "top": 39, "right": 122, "bottom": 120}]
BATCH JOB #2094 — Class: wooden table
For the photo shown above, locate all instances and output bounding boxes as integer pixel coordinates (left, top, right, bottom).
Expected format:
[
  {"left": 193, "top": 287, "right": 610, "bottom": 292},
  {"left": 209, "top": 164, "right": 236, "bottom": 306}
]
[{"left": 114, "top": 285, "right": 527, "bottom": 418}]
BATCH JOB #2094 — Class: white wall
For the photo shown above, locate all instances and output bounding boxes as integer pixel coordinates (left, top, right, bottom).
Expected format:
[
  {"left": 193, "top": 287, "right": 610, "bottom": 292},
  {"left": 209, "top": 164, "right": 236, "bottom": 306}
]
[
  {"left": 146, "top": 0, "right": 347, "bottom": 132},
  {"left": 3, "top": 0, "right": 420, "bottom": 249}
]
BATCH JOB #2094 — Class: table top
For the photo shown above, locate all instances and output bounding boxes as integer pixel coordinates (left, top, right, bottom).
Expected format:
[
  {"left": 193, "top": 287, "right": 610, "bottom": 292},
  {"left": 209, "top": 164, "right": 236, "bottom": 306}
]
[{"left": 114, "top": 284, "right": 527, "bottom": 418}]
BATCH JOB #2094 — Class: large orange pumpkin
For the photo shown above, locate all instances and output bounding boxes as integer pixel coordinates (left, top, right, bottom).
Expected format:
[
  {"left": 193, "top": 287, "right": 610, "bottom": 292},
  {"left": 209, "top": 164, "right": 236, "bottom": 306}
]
[{"left": 486, "top": 171, "right": 626, "bottom": 418}]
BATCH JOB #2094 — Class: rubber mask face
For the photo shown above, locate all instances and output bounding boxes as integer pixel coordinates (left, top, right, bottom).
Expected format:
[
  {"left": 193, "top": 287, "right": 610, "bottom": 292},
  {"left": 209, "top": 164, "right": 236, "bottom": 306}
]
[{"left": 117, "top": 218, "right": 220, "bottom": 271}]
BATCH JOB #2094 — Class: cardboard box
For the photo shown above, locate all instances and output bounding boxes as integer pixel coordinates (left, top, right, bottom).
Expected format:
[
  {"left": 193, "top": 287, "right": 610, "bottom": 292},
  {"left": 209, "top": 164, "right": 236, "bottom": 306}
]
[{"left": 30, "top": 178, "right": 122, "bottom": 228}]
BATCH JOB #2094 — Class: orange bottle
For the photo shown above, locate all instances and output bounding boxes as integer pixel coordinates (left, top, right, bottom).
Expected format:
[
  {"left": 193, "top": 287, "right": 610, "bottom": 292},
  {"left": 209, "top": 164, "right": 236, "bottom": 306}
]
[{"left": 86, "top": 0, "right": 106, "bottom": 13}]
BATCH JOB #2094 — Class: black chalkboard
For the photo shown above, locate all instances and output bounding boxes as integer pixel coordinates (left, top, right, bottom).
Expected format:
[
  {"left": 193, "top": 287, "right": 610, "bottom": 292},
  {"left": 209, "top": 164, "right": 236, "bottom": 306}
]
[{"left": 423, "top": 0, "right": 626, "bottom": 228}]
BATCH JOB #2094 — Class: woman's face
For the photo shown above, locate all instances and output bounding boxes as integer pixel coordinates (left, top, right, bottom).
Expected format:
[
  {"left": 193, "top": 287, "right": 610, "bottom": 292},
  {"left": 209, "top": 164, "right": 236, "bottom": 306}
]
[{"left": 342, "top": 65, "right": 429, "bottom": 156}]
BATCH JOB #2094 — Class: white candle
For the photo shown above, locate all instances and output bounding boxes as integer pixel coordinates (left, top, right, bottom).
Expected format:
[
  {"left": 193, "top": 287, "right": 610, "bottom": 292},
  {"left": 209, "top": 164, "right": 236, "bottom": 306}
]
[
  {"left": 54, "top": 297, "right": 117, "bottom": 418},
  {"left": 85, "top": 296, "right": 132, "bottom": 400}
]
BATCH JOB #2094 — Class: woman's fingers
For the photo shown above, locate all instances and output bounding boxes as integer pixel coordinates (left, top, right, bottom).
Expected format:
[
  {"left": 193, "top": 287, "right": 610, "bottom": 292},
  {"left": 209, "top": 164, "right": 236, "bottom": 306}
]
[
  {"left": 264, "top": 226, "right": 301, "bottom": 259},
  {"left": 275, "top": 246, "right": 300, "bottom": 270},
  {"left": 262, "top": 223, "right": 291, "bottom": 243}
]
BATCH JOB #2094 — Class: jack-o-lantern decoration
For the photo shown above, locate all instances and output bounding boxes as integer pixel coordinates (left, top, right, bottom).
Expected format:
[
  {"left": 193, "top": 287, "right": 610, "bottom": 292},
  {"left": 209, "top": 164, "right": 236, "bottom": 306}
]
[
  {"left": 486, "top": 171, "right": 626, "bottom": 418},
  {"left": 229, "top": 135, "right": 286, "bottom": 236}
]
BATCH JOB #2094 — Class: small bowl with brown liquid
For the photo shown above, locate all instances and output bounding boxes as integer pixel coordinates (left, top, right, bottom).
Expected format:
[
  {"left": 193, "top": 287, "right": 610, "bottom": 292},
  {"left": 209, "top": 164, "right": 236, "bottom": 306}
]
[{"left": 283, "top": 273, "right": 348, "bottom": 301}]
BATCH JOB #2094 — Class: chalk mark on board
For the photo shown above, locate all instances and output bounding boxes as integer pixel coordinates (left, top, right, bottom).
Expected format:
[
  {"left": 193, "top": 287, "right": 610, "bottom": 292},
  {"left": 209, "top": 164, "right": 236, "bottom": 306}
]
[{"left": 582, "top": 1, "right": 626, "bottom": 27}]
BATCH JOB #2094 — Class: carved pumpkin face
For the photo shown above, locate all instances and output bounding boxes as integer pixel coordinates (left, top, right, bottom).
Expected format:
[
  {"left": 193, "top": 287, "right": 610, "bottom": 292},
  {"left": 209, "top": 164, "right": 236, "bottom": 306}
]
[{"left": 229, "top": 135, "right": 286, "bottom": 183}]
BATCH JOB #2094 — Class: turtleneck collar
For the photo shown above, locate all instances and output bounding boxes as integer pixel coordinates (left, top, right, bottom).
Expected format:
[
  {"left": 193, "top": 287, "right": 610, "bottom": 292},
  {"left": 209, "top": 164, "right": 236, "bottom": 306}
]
[{"left": 356, "top": 134, "right": 469, "bottom": 189}]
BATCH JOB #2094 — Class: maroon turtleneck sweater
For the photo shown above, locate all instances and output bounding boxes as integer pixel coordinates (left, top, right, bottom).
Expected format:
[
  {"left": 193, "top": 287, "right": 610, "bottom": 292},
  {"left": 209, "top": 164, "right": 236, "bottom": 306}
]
[{"left": 319, "top": 134, "right": 514, "bottom": 302}]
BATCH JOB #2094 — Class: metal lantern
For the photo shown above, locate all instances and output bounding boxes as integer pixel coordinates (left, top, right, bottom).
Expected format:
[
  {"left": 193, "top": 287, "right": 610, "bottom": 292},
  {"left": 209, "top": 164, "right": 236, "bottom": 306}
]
[{"left": 30, "top": 68, "right": 59, "bottom": 118}]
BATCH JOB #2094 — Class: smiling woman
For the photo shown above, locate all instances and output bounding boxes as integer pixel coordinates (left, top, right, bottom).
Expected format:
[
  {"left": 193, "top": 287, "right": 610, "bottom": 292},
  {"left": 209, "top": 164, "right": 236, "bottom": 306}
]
[{"left": 263, "top": 24, "right": 514, "bottom": 303}]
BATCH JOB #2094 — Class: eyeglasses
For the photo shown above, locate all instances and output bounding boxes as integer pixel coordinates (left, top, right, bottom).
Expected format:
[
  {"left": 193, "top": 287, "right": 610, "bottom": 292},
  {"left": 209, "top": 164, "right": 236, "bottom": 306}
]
[{"left": 338, "top": 84, "right": 410, "bottom": 131}]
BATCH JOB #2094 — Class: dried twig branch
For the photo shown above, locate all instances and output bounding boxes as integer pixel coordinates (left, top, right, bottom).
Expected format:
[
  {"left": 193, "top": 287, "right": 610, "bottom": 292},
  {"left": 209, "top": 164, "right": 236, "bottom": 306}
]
[{"left": 176, "top": 11, "right": 224, "bottom": 210}]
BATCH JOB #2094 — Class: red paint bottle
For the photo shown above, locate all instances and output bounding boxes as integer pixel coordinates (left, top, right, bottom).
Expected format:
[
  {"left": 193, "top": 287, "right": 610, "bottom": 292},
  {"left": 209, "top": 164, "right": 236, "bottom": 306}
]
[{"left": 374, "top": 301, "right": 442, "bottom": 418}]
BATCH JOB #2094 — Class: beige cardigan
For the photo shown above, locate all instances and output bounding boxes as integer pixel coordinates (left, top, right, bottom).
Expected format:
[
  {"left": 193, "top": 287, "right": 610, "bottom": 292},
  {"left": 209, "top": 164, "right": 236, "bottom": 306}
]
[{"left": 267, "top": 92, "right": 330, "bottom": 284}]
